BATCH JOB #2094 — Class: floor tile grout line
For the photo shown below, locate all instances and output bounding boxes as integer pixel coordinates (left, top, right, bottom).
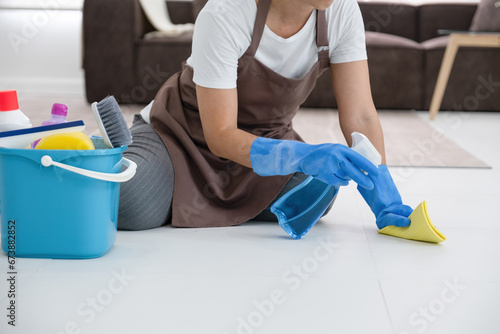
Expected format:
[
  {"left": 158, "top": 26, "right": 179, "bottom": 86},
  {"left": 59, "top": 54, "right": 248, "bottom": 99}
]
[
  {"left": 361, "top": 220, "right": 397, "bottom": 334},
  {"left": 353, "top": 180, "right": 397, "bottom": 332},
  {"left": 377, "top": 279, "right": 396, "bottom": 334}
]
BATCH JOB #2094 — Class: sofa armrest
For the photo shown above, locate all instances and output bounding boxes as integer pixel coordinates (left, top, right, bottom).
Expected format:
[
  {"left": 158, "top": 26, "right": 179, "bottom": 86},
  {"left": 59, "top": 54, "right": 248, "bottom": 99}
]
[
  {"left": 135, "top": 1, "right": 203, "bottom": 44},
  {"left": 83, "top": 0, "right": 140, "bottom": 103},
  {"left": 83, "top": 0, "right": 206, "bottom": 104},
  {"left": 168, "top": 1, "right": 199, "bottom": 24}
]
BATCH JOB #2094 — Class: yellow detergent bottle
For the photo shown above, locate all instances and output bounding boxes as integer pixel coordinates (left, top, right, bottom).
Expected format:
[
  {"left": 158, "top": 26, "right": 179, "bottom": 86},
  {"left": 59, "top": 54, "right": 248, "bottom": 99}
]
[{"left": 35, "top": 132, "right": 95, "bottom": 150}]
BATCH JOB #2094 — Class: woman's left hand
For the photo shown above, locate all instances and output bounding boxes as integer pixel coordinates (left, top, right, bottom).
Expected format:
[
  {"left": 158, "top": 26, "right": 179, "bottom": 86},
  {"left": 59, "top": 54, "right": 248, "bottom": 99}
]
[{"left": 357, "top": 164, "right": 413, "bottom": 229}]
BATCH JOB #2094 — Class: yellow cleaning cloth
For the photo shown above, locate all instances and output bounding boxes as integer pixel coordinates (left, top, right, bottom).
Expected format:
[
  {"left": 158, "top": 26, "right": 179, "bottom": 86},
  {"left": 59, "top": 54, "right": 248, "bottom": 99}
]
[{"left": 378, "top": 201, "right": 446, "bottom": 243}]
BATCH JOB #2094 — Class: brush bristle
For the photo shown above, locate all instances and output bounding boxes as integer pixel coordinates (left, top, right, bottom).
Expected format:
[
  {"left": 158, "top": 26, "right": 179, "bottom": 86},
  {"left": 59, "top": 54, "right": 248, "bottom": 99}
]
[{"left": 96, "top": 96, "right": 132, "bottom": 147}]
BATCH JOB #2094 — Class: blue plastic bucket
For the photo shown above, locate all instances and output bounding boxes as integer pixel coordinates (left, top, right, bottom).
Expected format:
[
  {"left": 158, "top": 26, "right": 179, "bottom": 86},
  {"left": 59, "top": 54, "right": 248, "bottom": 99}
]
[{"left": 0, "top": 145, "right": 136, "bottom": 259}]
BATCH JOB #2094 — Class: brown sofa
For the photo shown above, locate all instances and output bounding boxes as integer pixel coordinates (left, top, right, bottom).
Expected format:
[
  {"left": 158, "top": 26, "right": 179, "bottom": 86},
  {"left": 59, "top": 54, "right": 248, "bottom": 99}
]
[{"left": 83, "top": 0, "right": 500, "bottom": 111}]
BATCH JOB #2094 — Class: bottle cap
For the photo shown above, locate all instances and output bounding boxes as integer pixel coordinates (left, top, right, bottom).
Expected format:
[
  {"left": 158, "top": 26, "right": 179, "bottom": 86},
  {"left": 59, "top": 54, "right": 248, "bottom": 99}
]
[
  {"left": 0, "top": 90, "right": 19, "bottom": 112},
  {"left": 51, "top": 103, "right": 68, "bottom": 117}
]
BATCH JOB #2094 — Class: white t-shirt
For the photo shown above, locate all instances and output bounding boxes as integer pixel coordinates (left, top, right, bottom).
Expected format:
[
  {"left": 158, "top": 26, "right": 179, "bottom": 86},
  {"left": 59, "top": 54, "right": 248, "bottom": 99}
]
[
  {"left": 187, "top": 0, "right": 367, "bottom": 89},
  {"left": 141, "top": 0, "right": 367, "bottom": 123}
]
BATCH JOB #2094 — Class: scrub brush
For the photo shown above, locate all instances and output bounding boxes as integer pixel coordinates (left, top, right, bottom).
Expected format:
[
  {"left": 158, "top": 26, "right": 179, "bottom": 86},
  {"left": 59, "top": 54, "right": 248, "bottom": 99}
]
[{"left": 91, "top": 96, "right": 132, "bottom": 148}]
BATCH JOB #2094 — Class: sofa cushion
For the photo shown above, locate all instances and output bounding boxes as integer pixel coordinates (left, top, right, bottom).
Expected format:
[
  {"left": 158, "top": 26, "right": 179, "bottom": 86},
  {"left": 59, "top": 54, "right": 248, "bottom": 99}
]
[
  {"left": 420, "top": 35, "right": 449, "bottom": 50},
  {"left": 303, "top": 32, "right": 425, "bottom": 109},
  {"left": 470, "top": 0, "right": 500, "bottom": 32},
  {"left": 418, "top": 3, "right": 477, "bottom": 42},
  {"left": 358, "top": 1, "right": 418, "bottom": 41},
  {"left": 134, "top": 33, "right": 193, "bottom": 103},
  {"left": 365, "top": 32, "right": 424, "bottom": 109},
  {"left": 365, "top": 30, "right": 422, "bottom": 49},
  {"left": 422, "top": 36, "right": 500, "bottom": 111}
]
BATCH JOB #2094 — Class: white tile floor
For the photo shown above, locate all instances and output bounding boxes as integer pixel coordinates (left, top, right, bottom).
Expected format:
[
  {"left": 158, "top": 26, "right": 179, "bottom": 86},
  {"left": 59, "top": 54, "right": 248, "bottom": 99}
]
[{"left": 1, "top": 110, "right": 499, "bottom": 334}]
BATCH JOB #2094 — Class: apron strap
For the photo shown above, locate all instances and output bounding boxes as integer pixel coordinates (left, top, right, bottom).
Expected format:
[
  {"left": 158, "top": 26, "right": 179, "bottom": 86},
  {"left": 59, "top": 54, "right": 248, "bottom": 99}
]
[
  {"left": 246, "top": 0, "right": 271, "bottom": 57},
  {"left": 316, "top": 10, "right": 330, "bottom": 60}
]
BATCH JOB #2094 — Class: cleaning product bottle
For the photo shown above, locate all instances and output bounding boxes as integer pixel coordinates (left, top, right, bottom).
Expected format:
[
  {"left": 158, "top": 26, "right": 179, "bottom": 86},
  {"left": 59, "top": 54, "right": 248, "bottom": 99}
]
[
  {"left": 32, "top": 103, "right": 68, "bottom": 148},
  {"left": 41, "top": 103, "right": 68, "bottom": 126},
  {"left": 0, "top": 90, "right": 32, "bottom": 132}
]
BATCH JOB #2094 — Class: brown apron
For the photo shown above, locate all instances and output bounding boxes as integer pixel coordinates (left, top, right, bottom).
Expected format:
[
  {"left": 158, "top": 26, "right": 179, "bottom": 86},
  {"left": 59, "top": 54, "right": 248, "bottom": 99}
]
[{"left": 150, "top": 0, "right": 330, "bottom": 227}]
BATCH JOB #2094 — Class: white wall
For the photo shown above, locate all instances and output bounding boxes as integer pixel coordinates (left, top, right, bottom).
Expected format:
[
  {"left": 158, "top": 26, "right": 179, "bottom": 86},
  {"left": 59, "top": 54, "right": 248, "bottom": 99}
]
[
  {"left": 0, "top": 0, "right": 194, "bottom": 97},
  {"left": 0, "top": 9, "right": 84, "bottom": 95},
  {"left": 0, "top": 0, "right": 83, "bottom": 10},
  {"left": 0, "top": 0, "right": 84, "bottom": 96}
]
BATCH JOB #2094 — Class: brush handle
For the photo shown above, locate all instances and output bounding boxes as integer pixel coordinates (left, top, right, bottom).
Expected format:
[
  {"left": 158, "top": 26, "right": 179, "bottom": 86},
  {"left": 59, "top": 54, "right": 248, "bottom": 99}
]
[{"left": 90, "top": 102, "right": 112, "bottom": 148}]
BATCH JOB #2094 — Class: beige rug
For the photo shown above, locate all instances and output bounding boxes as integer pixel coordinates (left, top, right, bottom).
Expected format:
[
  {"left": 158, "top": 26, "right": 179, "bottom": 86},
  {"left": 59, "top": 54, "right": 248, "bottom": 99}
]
[
  {"left": 19, "top": 95, "right": 489, "bottom": 168},
  {"left": 294, "top": 109, "right": 490, "bottom": 168}
]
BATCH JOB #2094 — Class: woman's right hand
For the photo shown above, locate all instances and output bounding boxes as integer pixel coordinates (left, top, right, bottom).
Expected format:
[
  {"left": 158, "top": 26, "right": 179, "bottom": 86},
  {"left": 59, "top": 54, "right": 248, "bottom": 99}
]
[{"left": 250, "top": 137, "right": 379, "bottom": 189}]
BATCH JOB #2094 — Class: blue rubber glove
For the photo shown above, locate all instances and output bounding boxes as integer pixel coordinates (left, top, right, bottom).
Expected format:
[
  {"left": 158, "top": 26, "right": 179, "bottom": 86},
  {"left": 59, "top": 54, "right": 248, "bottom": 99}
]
[
  {"left": 250, "top": 137, "right": 379, "bottom": 189},
  {"left": 357, "top": 164, "right": 413, "bottom": 229}
]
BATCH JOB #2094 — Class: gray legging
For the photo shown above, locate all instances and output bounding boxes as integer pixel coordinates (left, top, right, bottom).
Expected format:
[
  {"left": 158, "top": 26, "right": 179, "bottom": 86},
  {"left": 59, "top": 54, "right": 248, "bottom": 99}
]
[{"left": 118, "top": 115, "right": 318, "bottom": 230}]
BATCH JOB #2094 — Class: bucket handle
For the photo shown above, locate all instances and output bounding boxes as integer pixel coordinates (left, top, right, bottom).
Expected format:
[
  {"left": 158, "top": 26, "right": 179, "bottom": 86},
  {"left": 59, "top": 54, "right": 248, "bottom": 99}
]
[{"left": 41, "top": 155, "right": 137, "bottom": 183}]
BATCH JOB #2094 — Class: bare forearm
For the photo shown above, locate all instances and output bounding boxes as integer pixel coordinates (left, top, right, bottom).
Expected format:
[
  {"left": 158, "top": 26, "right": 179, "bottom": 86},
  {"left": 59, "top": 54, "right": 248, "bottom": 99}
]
[
  {"left": 196, "top": 85, "right": 257, "bottom": 168},
  {"left": 208, "top": 128, "right": 257, "bottom": 168},
  {"left": 330, "top": 61, "right": 387, "bottom": 165}
]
